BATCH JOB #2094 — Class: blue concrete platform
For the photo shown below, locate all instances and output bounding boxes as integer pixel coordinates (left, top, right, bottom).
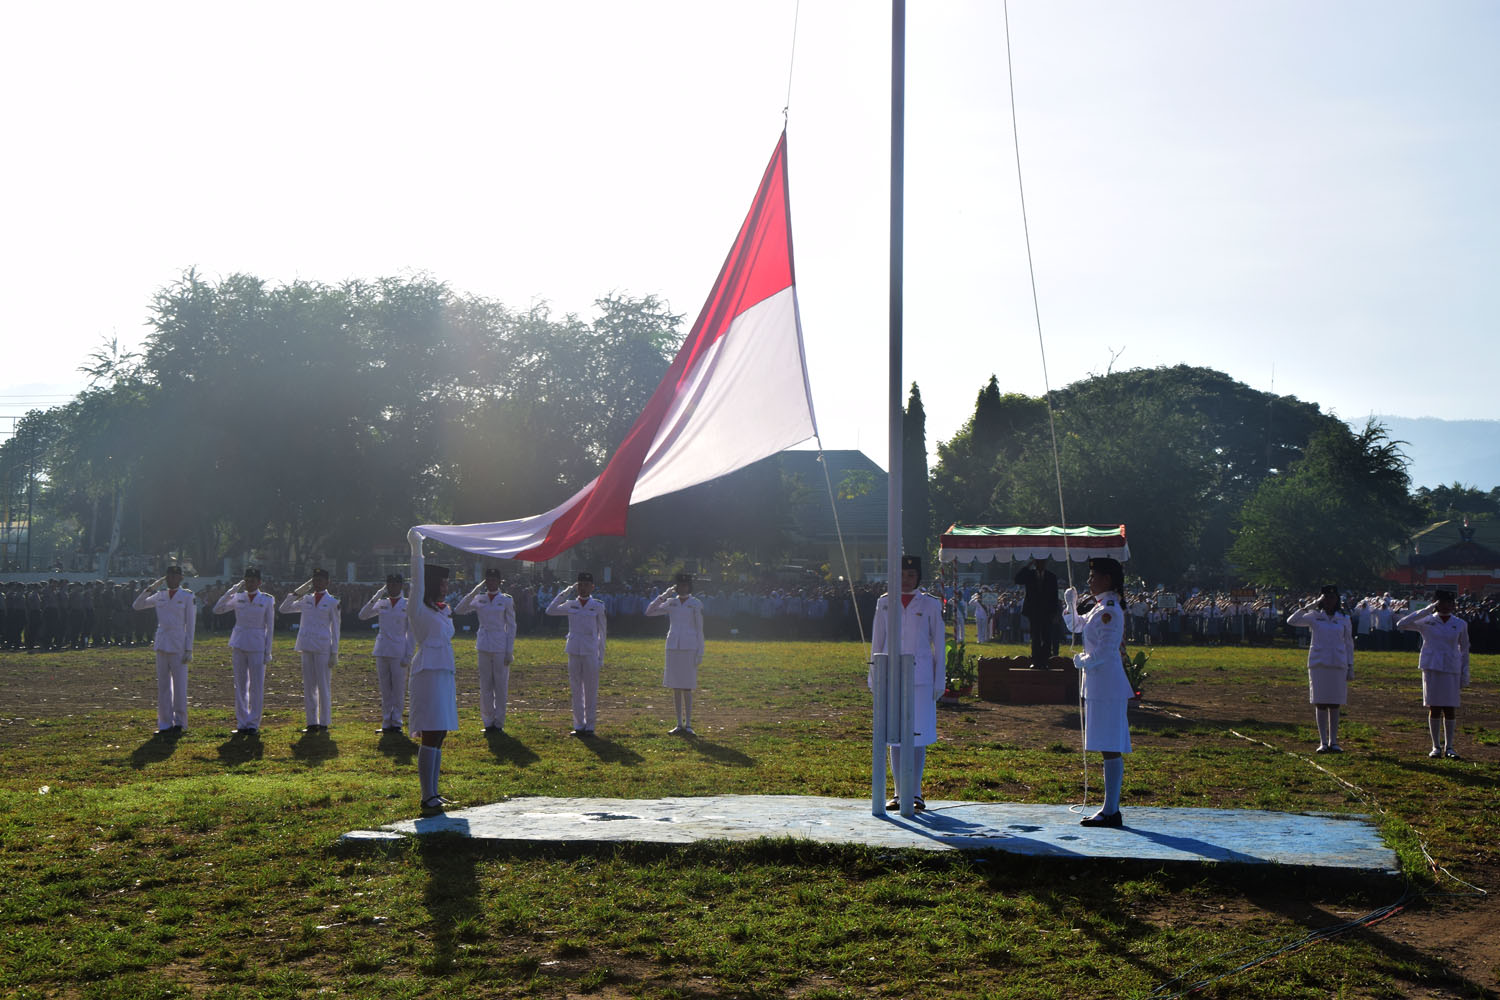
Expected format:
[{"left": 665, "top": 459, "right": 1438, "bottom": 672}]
[{"left": 343, "top": 795, "right": 1397, "bottom": 871}]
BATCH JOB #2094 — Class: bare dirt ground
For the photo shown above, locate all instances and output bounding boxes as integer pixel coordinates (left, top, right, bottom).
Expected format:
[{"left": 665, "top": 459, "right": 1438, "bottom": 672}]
[{"left": 2, "top": 643, "right": 1496, "bottom": 997}]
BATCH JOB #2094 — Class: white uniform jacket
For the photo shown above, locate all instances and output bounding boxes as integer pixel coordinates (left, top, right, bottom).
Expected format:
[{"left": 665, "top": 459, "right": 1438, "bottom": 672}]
[
  {"left": 280, "top": 590, "right": 341, "bottom": 656},
  {"left": 546, "top": 592, "right": 607, "bottom": 660},
  {"left": 644, "top": 592, "right": 705, "bottom": 658},
  {"left": 868, "top": 589, "right": 946, "bottom": 746},
  {"left": 1287, "top": 606, "right": 1354, "bottom": 673},
  {"left": 1397, "top": 607, "right": 1470, "bottom": 682},
  {"left": 359, "top": 593, "right": 413, "bottom": 663},
  {"left": 214, "top": 590, "right": 275, "bottom": 659},
  {"left": 456, "top": 589, "right": 517, "bottom": 657},
  {"left": 133, "top": 586, "right": 196, "bottom": 654},
  {"left": 1064, "top": 589, "right": 1132, "bottom": 701}
]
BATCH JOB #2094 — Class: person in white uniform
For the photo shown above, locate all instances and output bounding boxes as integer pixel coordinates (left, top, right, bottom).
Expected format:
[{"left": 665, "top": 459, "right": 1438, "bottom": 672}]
[
  {"left": 868, "top": 555, "right": 946, "bottom": 811},
  {"left": 132, "top": 565, "right": 196, "bottom": 736},
  {"left": 1063, "top": 557, "right": 1134, "bottom": 827},
  {"left": 213, "top": 566, "right": 275, "bottom": 734},
  {"left": 455, "top": 568, "right": 517, "bottom": 733},
  {"left": 1288, "top": 585, "right": 1355, "bottom": 753},
  {"left": 279, "top": 567, "right": 341, "bottom": 732},
  {"left": 968, "top": 590, "right": 988, "bottom": 644},
  {"left": 546, "top": 571, "right": 607, "bottom": 736},
  {"left": 405, "top": 548, "right": 459, "bottom": 814},
  {"left": 1397, "top": 588, "right": 1471, "bottom": 758},
  {"left": 359, "top": 574, "right": 413, "bottom": 734},
  {"left": 645, "top": 572, "right": 706, "bottom": 735}
]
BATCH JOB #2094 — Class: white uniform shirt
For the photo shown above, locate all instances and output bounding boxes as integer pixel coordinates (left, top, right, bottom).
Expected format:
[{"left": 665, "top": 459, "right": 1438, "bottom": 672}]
[
  {"left": 213, "top": 590, "right": 275, "bottom": 658},
  {"left": 359, "top": 592, "right": 413, "bottom": 662},
  {"left": 644, "top": 591, "right": 705, "bottom": 658},
  {"left": 133, "top": 586, "right": 196, "bottom": 654},
  {"left": 868, "top": 589, "right": 946, "bottom": 745},
  {"left": 546, "top": 592, "right": 607, "bottom": 660},
  {"left": 1287, "top": 606, "right": 1354, "bottom": 672},
  {"left": 1064, "top": 589, "right": 1132, "bottom": 701},
  {"left": 280, "top": 590, "right": 341, "bottom": 655},
  {"left": 455, "top": 588, "right": 517, "bottom": 656},
  {"left": 1397, "top": 607, "right": 1470, "bottom": 681}
]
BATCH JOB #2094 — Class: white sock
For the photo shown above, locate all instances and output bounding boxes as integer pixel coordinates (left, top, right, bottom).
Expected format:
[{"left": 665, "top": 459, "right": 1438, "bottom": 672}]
[
  {"left": 1315, "top": 708, "right": 1330, "bottom": 747},
  {"left": 1329, "top": 708, "right": 1340, "bottom": 746},
  {"left": 1103, "top": 757, "right": 1123, "bottom": 813},
  {"left": 683, "top": 691, "right": 693, "bottom": 728},
  {"left": 1445, "top": 717, "right": 1456, "bottom": 752},
  {"left": 418, "top": 746, "right": 436, "bottom": 800},
  {"left": 912, "top": 746, "right": 926, "bottom": 797},
  {"left": 1429, "top": 715, "right": 1444, "bottom": 751}
]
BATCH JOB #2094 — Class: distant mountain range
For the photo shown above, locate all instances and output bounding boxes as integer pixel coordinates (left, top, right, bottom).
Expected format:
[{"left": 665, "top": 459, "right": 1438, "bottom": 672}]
[{"left": 1365, "top": 416, "right": 1500, "bottom": 491}]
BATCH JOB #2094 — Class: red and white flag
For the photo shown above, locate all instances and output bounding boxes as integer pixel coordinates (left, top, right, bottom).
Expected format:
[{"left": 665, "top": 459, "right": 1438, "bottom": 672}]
[{"left": 412, "top": 132, "right": 818, "bottom": 561}]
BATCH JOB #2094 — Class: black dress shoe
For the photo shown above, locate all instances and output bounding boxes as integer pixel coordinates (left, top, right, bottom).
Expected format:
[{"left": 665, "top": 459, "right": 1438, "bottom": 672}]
[{"left": 1080, "top": 810, "right": 1123, "bottom": 828}]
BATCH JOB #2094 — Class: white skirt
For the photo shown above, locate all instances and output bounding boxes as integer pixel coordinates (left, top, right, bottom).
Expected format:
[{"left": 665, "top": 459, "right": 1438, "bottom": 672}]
[
  {"left": 1421, "top": 670, "right": 1461, "bottom": 708},
  {"left": 1308, "top": 666, "right": 1348, "bottom": 705},
  {"left": 663, "top": 649, "right": 699, "bottom": 689},
  {"left": 408, "top": 669, "right": 458, "bottom": 733},
  {"left": 1083, "top": 697, "right": 1132, "bottom": 753}
]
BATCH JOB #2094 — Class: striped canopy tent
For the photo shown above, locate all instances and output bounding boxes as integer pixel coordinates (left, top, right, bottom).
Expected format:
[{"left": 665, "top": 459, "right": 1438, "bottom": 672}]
[{"left": 938, "top": 524, "right": 1130, "bottom": 564}]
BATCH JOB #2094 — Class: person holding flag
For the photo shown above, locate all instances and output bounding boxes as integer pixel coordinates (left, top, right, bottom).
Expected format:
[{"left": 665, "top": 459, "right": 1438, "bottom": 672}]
[
  {"left": 1064, "top": 557, "right": 1134, "bottom": 828},
  {"left": 213, "top": 567, "right": 275, "bottom": 734},
  {"left": 868, "top": 555, "right": 946, "bottom": 811}
]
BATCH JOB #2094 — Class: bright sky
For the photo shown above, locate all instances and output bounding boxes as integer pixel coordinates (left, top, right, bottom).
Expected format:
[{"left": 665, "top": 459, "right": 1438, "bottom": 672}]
[{"left": 3, "top": 1, "right": 1496, "bottom": 474}]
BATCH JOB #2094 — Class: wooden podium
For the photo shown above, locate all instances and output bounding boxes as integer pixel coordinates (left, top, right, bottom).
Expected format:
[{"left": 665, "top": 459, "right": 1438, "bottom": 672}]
[{"left": 976, "top": 655, "right": 1079, "bottom": 704}]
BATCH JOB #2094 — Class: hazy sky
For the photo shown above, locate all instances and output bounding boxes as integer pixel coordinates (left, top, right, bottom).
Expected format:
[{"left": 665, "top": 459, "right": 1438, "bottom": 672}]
[{"left": 2, "top": 1, "right": 1495, "bottom": 474}]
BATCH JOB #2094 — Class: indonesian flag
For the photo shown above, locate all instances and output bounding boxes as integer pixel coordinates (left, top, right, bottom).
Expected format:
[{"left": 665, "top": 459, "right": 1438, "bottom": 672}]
[{"left": 411, "top": 131, "right": 818, "bottom": 561}]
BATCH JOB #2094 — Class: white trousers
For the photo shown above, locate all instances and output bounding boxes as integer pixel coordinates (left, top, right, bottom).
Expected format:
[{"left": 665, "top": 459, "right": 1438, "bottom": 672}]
[
  {"left": 231, "top": 648, "right": 266, "bottom": 729},
  {"left": 375, "top": 655, "right": 407, "bottom": 729},
  {"left": 154, "top": 651, "right": 188, "bottom": 730},
  {"left": 300, "top": 650, "right": 332, "bottom": 726},
  {"left": 567, "top": 653, "right": 601, "bottom": 731},
  {"left": 476, "top": 650, "right": 511, "bottom": 729}
]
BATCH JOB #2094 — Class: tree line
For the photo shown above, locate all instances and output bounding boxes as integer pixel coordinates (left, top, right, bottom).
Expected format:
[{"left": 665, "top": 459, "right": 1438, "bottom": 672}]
[{"left": 2, "top": 271, "right": 1486, "bottom": 589}]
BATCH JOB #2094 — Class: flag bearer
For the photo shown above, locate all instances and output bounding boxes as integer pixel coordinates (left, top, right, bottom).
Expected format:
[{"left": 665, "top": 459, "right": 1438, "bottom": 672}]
[
  {"left": 645, "top": 573, "right": 706, "bottom": 734},
  {"left": 359, "top": 574, "right": 413, "bottom": 734},
  {"left": 280, "top": 568, "right": 341, "bottom": 732},
  {"left": 869, "top": 555, "right": 946, "bottom": 811},
  {"left": 132, "top": 566, "right": 196, "bottom": 735},
  {"left": 455, "top": 568, "right": 517, "bottom": 733},
  {"left": 546, "top": 572, "right": 607, "bottom": 736},
  {"left": 214, "top": 567, "right": 275, "bottom": 733}
]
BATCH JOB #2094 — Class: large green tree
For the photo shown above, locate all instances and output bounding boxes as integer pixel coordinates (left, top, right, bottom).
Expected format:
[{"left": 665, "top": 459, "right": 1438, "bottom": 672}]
[{"left": 1229, "top": 420, "right": 1422, "bottom": 590}]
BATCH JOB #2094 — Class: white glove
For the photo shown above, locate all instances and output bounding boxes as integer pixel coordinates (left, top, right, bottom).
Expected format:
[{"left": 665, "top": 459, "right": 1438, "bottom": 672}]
[
  {"left": 182, "top": 651, "right": 193, "bottom": 664},
  {"left": 1346, "top": 665, "right": 1354, "bottom": 680},
  {"left": 504, "top": 654, "right": 514, "bottom": 666}
]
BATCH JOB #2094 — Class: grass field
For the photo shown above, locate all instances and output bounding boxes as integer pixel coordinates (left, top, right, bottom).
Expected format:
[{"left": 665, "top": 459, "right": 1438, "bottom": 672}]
[{"left": 1, "top": 633, "right": 1496, "bottom": 999}]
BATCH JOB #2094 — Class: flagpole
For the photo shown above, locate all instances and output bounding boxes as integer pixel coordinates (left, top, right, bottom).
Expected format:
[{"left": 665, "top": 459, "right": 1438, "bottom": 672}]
[{"left": 876, "top": 0, "right": 912, "bottom": 820}]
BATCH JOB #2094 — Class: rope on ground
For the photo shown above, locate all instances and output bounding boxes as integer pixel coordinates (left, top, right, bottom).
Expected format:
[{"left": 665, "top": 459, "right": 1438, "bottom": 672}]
[{"left": 1131, "top": 699, "right": 1486, "bottom": 998}]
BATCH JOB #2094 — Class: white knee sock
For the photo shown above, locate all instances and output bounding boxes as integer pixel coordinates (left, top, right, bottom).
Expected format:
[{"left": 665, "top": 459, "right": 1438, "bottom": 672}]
[
  {"left": 683, "top": 691, "right": 693, "bottom": 728},
  {"left": 1429, "top": 715, "right": 1444, "bottom": 751},
  {"left": 672, "top": 689, "right": 685, "bottom": 726},
  {"left": 1328, "top": 708, "right": 1340, "bottom": 746},
  {"left": 1316, "top": 708, "right": 1330, "bottom": 747},
  {"left": 1445, "top": 716, "right": 1456, "bottom": 752},
  {"left": 1103, "top": 757, "right": 1123, "bottom": 814},
  {"left": 418, "top": 746, "right": 435, "bottom": 800}
]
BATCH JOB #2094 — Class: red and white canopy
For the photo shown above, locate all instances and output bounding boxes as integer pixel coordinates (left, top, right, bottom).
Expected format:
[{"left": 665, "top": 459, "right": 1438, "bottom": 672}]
[{"left": 938, "top": 524, "right": 1130, "bottom": 564}]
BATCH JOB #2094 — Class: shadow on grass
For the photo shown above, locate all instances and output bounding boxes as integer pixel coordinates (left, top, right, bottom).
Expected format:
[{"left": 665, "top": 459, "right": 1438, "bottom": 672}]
[
  {"left": 291, "top": 729, "right": 340, "bottom": 765},
  {"left": 216, "top": 730, "right": 263, "bottom": 765},
  {"left": 484, "top": 729, "right": 541, "bottom": 767},
  {"left": 577, "top": 735, "right": 644, "bottom": 766},
  {"left": 378, "top": 729, "right": 419, "bottom": 766},
  {"left": 687, "top": 738, "right": 754, "bottom": 767},
  {"left": 1373, "top": 752, "right": 1500, "bottom": 789},
  {"left": 415, "top": 828, "right": 481, "bottom": 976},
  {"left": 129, "top": 729, "right": 181, "bottom": 769}
]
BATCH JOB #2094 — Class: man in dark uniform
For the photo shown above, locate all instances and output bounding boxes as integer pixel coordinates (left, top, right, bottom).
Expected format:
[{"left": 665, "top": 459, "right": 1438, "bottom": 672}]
[{"left": 1014, "top": 558, "right": 1060, "bottom": 669}]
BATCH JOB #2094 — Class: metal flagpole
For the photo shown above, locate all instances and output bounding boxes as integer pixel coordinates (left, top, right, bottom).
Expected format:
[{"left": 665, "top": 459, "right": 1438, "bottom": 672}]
[{"left": 874, "top": 0, "right": 913, "bottom": 819}]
